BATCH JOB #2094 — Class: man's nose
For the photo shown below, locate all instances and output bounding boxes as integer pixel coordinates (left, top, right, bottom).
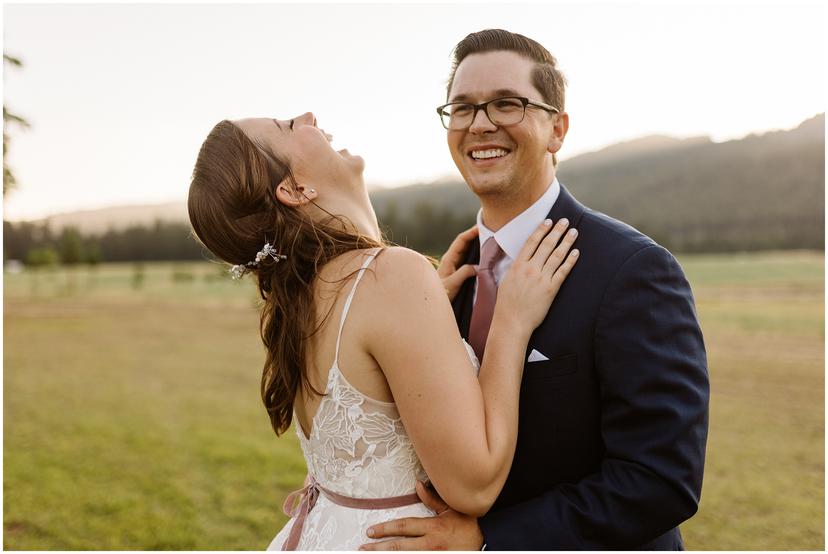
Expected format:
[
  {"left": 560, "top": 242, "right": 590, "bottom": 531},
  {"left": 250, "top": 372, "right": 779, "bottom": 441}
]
[{"left": 468, "top": 107, "right": 497, "bottom": 134}]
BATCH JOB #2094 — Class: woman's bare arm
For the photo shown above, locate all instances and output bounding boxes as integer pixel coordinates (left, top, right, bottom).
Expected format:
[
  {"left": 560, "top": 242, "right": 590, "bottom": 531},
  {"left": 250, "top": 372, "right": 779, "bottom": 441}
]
[{"left": 362, "top": 220, "right": 578, "bottom": 516}]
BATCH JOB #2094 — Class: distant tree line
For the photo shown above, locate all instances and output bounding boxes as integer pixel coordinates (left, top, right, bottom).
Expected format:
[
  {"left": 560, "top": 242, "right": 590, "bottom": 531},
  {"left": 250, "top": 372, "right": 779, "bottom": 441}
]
[
  {"left": 3, "top": 188, "right": 822, "bottom": 267},
  {"left": 378, "top": 200, "right": 477, "bottom": 256},
  {"left": 3, "top": 220, "right": 207, "bottom": 267},
  {"left": 2, "top": 210, "right": 477, "bottom": 267}
]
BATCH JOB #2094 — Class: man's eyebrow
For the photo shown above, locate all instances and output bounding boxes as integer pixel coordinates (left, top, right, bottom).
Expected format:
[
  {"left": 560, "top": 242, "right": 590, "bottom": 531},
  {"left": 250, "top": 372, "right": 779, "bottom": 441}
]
[
  {"left": 272, "top": 118, "right": 283, "bottom": 130},
  {"left": 450, "top": 88, "right": 524, "bottom": 103}
]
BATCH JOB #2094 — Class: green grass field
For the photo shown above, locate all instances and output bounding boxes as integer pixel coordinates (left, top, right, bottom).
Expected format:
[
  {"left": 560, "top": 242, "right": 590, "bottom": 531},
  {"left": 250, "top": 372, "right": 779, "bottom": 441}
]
[{"left": 3, "top": 251, "right": 824, "bottom": 549}]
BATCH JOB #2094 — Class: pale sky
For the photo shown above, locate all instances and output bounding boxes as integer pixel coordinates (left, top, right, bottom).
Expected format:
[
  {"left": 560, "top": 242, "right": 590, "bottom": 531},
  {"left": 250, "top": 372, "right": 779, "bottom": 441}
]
[{"left": 2, "top": 2, "right": 825, "bottom": 221}]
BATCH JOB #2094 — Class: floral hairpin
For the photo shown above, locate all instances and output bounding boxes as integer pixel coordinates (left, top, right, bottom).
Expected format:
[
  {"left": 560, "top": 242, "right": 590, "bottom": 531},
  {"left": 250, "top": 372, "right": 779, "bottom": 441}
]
[{"left": 229, "top": 241, "right": 287, "bottom": 279}]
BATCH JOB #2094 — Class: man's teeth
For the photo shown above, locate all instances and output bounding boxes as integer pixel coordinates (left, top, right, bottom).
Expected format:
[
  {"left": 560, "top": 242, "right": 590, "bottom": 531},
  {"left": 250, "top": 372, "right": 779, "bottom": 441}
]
[{"left": 471, "top": 149, "right": 508, "bottom": 159}]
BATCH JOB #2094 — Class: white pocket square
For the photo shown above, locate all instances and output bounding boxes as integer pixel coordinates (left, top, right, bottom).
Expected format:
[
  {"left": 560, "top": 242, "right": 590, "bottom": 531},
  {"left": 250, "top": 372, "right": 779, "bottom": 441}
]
[{"left": 527, "top": 349, "right": 550, "bottom": 362}]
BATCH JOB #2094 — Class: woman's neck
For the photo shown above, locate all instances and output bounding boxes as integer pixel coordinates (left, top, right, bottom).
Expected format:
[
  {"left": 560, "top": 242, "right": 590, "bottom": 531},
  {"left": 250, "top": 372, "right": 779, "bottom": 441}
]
[{"left": 307, "top": 193, "right": 382, "bottom": 242}]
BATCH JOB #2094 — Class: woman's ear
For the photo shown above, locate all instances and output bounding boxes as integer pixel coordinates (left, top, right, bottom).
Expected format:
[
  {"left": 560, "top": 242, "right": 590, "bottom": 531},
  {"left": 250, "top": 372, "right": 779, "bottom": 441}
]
[{"left": 275, "top": 180, "right": 318, "bottom": 207}]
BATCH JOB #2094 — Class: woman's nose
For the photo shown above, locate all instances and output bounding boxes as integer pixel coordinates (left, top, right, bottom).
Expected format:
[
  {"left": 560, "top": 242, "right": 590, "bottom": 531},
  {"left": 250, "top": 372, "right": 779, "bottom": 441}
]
[{"left": 294, "top": 112, "right": 316, "bottom": 127}]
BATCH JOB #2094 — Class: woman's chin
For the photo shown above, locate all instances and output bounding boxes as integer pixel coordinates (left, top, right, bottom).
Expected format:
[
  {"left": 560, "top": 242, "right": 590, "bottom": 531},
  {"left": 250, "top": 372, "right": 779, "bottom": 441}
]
[
  {"left": 346, "top": 150, "right": 364, "bottom": 165},
  {"left": 348, "top": 154, "right": 366, "bottom": 176}
]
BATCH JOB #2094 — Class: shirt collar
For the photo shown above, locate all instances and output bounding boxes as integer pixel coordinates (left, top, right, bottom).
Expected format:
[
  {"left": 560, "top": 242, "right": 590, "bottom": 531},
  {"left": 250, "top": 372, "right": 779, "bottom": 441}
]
[{"left": 476, "top": 178, "right": 561, "bottom": 261}]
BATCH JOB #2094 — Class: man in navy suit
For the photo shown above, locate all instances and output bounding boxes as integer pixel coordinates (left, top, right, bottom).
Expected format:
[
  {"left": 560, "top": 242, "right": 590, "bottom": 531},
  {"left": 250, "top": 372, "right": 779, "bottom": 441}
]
[{"left": 362, "top": 29, "right": 709, "bottom": 550}]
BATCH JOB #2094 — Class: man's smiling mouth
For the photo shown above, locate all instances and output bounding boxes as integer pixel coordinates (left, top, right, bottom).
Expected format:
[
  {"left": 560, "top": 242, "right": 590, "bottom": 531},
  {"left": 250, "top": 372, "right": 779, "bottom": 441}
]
[
  {"left": 469, "top": 147, "right": 511, "bottom": 161},
  {"left": 471, "top": 148, "right": 509, "bottom": 160}
]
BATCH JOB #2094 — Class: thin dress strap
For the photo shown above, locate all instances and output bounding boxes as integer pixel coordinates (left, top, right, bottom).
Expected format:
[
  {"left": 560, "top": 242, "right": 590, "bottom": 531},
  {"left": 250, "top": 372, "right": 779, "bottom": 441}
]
[{"left": 333, "top": 249, "right": 380, "bottom": 366}]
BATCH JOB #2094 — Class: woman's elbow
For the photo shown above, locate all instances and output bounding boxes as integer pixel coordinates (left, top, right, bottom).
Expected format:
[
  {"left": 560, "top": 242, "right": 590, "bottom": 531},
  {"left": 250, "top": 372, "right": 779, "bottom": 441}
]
[
  {"left": 443, "top": 484, "right": 499, "bottom": 518},
  {"left": 431, "top": 460, "right": 506, "bottom": 516}
]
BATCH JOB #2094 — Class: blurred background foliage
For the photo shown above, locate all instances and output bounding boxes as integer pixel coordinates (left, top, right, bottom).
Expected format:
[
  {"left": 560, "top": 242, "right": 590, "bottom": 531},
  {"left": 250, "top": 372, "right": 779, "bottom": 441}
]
[{"left": 3, "top": 53, "right": 30, "bottom": 197}]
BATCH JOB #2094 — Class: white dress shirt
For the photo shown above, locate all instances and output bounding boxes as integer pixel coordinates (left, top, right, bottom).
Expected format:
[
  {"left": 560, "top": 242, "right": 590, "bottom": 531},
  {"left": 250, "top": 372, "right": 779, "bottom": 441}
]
[{"left": 474, "top": 179, "right": 561, "bottom": 300}]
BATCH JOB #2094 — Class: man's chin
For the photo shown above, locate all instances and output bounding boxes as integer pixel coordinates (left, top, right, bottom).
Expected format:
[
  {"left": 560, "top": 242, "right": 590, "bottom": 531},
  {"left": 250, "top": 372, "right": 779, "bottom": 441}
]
[{"left": 464, "top": 176, "right": 507, "bottom": 197}]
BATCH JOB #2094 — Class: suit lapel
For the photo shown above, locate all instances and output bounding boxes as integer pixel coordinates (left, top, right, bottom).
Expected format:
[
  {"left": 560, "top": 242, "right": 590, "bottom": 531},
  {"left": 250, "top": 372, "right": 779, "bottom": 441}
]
[
  {"left": 545, "top": 183, "right": 588, "bottom": 227},
  {"left": 452, "top": 237, "right": 480, "bottom": 340},
  {"left": 531, "top": 183, "right": 587, "bottom": 346}
]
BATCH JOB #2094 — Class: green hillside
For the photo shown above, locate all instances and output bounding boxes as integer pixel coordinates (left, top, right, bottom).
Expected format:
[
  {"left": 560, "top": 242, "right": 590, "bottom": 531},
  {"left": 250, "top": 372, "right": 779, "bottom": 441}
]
[{"left": 371, "top": 114, "right": 824, "bottom": 254}]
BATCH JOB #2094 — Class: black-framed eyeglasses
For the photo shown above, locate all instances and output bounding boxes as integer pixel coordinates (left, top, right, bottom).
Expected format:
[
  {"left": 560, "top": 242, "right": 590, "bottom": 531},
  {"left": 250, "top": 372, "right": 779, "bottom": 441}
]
[{"left": 436, "top": 96, "right": 559, "bottom": 130}]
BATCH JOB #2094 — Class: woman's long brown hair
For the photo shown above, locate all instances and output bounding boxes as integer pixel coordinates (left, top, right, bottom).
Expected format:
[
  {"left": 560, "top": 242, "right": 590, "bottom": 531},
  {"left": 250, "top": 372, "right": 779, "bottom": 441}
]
[{"left": 188, "top": 120, "right": 384, "bottom": 436}]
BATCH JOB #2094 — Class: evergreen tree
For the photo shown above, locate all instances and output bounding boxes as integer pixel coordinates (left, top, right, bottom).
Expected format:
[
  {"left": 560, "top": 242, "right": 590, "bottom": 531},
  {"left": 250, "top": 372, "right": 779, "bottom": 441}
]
[{"left": 3, "top": 54, "right": 30, "bottom": 196}]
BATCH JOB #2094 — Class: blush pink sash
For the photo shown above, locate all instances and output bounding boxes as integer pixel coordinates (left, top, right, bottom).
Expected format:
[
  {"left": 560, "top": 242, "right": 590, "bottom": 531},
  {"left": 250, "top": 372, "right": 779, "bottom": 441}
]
[{"left": 281, "top": 475, "right": 421, "bottom": 550}]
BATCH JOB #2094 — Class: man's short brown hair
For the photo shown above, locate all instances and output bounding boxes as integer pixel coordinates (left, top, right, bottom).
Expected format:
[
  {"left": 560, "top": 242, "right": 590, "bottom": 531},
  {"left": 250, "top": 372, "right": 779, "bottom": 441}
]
[{"left": 446, "top": 29, "right": 567, "bottom": 113}]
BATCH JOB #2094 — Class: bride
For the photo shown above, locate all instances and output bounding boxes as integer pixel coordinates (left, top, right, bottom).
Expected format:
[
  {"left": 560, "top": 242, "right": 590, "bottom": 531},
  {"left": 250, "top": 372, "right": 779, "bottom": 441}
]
[{"left": 187, "top": 112, "right": 579, "bottom": 550}]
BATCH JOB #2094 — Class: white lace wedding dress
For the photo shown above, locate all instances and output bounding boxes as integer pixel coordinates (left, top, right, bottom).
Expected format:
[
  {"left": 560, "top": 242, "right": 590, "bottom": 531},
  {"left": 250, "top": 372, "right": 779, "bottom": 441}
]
[{"left": 267, "top": 249, "right": 480, "bottom": 550}]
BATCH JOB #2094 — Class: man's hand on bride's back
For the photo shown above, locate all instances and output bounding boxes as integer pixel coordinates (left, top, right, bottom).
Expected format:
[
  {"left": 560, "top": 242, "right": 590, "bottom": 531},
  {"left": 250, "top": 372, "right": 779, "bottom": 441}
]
[
  {"left": 359, "top": 481, "right": 484, "bottom": 551},
  {"left": 437, "top": 225, "right": 480, "bottom": 301},
  {"left": 497, "top": 218, "right": 580, "bottom": 334}
]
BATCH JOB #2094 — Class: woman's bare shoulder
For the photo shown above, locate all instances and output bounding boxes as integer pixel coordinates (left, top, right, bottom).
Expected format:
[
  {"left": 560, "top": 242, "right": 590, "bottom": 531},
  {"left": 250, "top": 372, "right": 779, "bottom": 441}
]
[
  {"left": 368, "top": 246, "right": 439, "bottom": 292},
  {"left": 374, "top": 245, "right": 432, "bottom": 268}
]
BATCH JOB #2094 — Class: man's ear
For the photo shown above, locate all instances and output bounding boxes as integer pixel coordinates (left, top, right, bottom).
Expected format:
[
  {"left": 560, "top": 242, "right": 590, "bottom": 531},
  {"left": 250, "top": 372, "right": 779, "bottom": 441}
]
[
  {"left": 547, "top": 112, "right": 569, "bottom": 155},
  {"left": 274, "top": 180, "right": 318, "bottom": 207}
]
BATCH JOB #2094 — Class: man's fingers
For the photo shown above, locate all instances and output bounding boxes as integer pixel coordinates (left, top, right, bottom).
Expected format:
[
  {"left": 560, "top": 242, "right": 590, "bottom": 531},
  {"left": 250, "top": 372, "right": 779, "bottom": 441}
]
[
  {"left": 359, "top": 537, "right": 427, "bottom": 551},
  {"left": 415, "top": 481, "right": 449, "bottom": 514},
  {"left": 366, "top": 517, "right": 428, "bottom": 539}
]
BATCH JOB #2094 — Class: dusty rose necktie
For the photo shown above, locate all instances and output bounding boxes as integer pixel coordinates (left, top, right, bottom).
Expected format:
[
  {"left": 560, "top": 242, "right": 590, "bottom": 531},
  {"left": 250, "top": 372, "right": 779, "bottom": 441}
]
[{"left": 468, "top": 237, "right": 505, "bottom": 361}]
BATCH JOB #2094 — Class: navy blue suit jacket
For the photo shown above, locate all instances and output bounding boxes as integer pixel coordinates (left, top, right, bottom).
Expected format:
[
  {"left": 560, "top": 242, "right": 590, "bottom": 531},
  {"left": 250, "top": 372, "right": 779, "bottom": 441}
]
[{"left": 452, "top": 184, "right": 709, "bottom": 550}]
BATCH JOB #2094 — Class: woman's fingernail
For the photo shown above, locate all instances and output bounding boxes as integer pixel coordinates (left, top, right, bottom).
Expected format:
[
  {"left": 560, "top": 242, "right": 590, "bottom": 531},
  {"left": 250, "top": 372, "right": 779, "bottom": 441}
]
[
  {"left": 559, "top": 218, "right": 569, "bottom": 227},
  {"left": 367, "top": 528, "right": 375, "bottom": 538},
  {"left": 572, "top": 249, "right": 580, "bottom": 257},
  {"left": 543, "top": 219, "right": 553, "bottom": 226},
  {"left": 569, "top": 228, "right": 578, "bottom": 236}
]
